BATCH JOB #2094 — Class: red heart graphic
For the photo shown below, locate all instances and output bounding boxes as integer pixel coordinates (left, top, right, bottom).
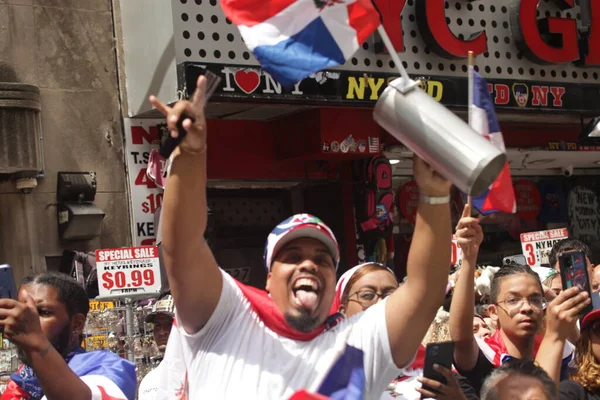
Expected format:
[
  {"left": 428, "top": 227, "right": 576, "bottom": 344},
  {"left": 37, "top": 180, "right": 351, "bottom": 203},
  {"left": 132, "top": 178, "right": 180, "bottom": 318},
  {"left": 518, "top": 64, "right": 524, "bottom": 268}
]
[{"left": 234, "top": 70, "right": 260, "bottom": 94}]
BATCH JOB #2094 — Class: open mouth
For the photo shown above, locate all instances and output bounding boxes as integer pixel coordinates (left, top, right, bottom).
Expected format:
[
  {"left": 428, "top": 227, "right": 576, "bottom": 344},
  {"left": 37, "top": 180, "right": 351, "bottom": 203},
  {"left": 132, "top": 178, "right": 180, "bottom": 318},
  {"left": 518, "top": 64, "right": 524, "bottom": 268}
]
[
  {"left": 519, "top": 320, "right": 536, "bottom": 327},
  {"left": 292, "top": 278, "right": 320, "bottom": 310}
]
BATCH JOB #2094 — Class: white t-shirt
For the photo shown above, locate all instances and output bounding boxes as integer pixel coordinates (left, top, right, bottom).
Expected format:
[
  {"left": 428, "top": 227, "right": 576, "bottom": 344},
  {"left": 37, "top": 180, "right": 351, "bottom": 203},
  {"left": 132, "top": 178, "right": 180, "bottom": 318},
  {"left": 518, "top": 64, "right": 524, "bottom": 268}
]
[
  {"left": 158, "top": 270, "right": 404, "bottom": 399},
  {"left": 138, "top": 362, "right": 163, "bottom": 400}
]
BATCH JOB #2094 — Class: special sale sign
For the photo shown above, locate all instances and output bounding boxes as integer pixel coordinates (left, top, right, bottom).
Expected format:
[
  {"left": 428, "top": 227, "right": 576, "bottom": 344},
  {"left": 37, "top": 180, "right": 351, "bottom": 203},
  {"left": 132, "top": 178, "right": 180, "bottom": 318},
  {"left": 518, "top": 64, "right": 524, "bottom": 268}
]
[
  {"left": 520, "top": 228, "right": 569, "bottom": 268},
  {"left": 95, "top": 246, "right": 162, "bottom": 298}
]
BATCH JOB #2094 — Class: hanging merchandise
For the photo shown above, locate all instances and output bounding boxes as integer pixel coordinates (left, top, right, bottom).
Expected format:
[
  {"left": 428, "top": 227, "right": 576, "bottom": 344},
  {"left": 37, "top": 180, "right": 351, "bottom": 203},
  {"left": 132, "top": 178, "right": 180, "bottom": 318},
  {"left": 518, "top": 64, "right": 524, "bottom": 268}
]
[
  {"left": 355, "top": 156, "right": 395, "bottom": 259},
  {"left": 83, "top": 299, "right": 161, "bottom": 384},
  {"left": 0, "top": 336, "right": 19, "bottom": 393}
]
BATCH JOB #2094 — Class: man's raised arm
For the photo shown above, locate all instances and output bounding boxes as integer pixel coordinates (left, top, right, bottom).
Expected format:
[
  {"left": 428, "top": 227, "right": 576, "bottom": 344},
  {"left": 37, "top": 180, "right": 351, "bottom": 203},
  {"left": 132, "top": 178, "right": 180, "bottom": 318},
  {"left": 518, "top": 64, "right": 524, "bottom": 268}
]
[
  {"left": 385, "top": 157, "right": 453, "bottom": 367},
  {"left": 150, "top": 76, "right": 222, "bottom": 334}
]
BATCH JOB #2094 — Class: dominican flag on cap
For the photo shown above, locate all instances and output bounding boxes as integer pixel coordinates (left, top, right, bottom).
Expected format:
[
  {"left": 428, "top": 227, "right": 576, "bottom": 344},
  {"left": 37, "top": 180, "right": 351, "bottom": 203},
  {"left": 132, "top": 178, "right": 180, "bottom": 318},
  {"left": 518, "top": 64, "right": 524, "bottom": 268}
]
[
  {"left": 220, "top": 0, "right": 381, "bottom": 88},
  {"left": 264, "top": 214, "right": 340, "bottom": 271}
]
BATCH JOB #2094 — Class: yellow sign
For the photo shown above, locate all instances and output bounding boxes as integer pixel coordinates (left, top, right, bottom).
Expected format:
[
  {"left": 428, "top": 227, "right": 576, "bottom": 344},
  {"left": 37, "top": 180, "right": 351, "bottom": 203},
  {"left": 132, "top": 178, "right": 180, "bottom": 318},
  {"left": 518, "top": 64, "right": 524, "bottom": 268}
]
[
  {"left": 345, "top": 76, "right": 444, "bottom": 102},
  {"left": 84, "top": 335, "right": 108, "bottom": 350},
  {"left": 89, "top": 301, "right": 115, "bottom": 312}
]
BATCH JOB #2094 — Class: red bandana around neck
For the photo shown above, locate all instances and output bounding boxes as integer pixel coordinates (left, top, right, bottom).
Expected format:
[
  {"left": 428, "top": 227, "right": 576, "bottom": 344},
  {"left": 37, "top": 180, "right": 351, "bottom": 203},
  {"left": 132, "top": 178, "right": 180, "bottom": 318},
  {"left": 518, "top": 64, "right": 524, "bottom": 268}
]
[
  {"left": 482, "top": 330, "right": 542, "bottom": 366},
  {"left": 234, "top": 280, "right": 342, "bottom": 341}
]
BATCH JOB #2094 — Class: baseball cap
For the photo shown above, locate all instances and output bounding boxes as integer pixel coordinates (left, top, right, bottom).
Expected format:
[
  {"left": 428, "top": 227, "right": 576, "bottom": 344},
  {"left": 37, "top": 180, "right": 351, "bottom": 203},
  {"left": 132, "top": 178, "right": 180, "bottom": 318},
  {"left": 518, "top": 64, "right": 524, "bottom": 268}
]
[
  {"left": 264, "top": 214, "right": 340, "bottom": 272},
  {"left": 145, "top": 294, "right": 175, "bottom": 323}
]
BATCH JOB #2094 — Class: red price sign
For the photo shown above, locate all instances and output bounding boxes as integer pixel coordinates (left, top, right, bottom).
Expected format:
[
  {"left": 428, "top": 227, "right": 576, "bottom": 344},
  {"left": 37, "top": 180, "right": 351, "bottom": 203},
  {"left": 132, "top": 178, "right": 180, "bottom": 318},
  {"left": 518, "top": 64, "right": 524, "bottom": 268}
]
[
  {"left": 95, "top": 246, "right": 162, "bottom": 298},
  {"left": 398, "top": 180, "right": 419, "bottom": 224},
  {"left": 451, "top": 236, "right": 463, "bottom": 266}
]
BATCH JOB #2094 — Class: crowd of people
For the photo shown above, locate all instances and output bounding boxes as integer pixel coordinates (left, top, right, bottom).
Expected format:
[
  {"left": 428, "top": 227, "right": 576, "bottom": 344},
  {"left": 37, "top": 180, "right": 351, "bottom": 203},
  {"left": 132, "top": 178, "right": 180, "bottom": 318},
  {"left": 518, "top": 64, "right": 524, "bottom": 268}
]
[{"left": 0, "top": 76, "right": 598, "bottom": 400}]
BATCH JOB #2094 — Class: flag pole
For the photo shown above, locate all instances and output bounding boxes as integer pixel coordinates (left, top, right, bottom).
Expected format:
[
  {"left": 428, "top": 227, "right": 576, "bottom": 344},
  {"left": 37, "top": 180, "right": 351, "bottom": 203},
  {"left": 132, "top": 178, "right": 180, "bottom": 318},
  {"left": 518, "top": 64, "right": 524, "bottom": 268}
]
[
  {"left": 377, "top": 26, "right": 411, "bottom": 85},
  {"left": 467, "top": 51, "right": 474, "bottom": 209}
]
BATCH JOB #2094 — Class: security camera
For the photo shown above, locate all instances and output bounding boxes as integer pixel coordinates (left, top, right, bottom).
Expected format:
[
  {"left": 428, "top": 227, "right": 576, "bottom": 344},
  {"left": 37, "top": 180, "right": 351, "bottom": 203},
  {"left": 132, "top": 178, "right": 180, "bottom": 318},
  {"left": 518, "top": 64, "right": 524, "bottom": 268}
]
[
  {"left": 561, "top": 165, "right": 574, "bottom": 177},
  {"left": 15, "top": 177, "right": 37, "bottom": 194}
]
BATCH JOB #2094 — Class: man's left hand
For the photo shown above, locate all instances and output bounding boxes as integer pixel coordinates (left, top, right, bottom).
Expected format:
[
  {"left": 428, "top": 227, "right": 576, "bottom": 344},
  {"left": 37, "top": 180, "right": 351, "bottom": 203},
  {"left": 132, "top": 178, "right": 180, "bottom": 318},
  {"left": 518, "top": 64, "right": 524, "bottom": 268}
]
[{"left": 0, "top": 296, "right": 47, "bottom": 353}]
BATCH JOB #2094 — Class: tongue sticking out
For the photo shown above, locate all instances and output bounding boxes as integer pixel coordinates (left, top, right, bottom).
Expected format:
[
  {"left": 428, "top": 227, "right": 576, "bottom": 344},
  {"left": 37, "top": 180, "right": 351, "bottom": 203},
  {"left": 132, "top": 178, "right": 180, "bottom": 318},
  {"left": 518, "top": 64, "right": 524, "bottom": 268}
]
[{"left": 295, "top": 290, "right": 318, "bottom": 309}]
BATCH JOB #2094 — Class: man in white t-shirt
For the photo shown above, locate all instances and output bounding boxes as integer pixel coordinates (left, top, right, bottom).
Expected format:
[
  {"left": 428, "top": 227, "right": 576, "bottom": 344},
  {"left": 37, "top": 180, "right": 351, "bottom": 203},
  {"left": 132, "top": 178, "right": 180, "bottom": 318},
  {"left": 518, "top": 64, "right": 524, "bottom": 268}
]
[
  {"left": 138, "top": 295, "right": 175, "bottom": 400},
  {"left": 149, "top": 76, "right": 453, "bottom": 399}
]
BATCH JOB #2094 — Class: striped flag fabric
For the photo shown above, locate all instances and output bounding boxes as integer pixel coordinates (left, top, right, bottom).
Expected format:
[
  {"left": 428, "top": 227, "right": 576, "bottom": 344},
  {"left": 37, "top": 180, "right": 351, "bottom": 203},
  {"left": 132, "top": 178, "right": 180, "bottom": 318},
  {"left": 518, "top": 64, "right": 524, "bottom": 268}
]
[
  {"left": 368, "top": 136, "right": 380, "bottom": 153},
  {"left": 469, "top": 69, "right": 516, "bottom": 214},
  {"left": 220, "top": 0, "right": 381, "bottom": 88}
]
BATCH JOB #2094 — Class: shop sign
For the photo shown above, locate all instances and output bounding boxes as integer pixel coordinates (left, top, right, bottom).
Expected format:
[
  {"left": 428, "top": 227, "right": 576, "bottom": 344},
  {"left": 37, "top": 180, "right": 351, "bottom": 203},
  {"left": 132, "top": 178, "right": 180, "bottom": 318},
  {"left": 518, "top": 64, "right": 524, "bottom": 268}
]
[
  {"left": 124, "top": 119, "right": 164, "bottom": 246},
  {"left": 520, "top": 228, "right": 569, "bottom": 267},
  {"left": 409, "top": 0, "right": 600, "bottom": 65},
  {"left": 95, "top": 246, "right": 162, "bottom": 298},
  {"left": 568, "top": 186, "right": 600, "bottom": 244},
  {"left": 89, "top": 301, "right": 115, "bottom": 312},
  {"left": 548, "top": 141, "right": 600, "bottom": 151},
  {"left": 84, "top": 335, "right": 109, "bottom": 351},
  {"left": 180, "top": 63, "right": 599, "bottom": 112},
  {"left": 397, "top": 180, "right": 419, "bottom": 224},
  {"left": 224, "top": 268, "right": 251, "bottom": 283}
]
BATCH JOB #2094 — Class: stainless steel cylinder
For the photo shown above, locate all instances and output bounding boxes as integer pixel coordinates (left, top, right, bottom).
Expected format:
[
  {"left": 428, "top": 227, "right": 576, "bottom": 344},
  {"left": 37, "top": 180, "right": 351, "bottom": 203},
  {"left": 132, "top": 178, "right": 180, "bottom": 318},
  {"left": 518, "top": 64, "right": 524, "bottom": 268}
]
[{"left": 373, "top": 78, "right": 506, "bottom": 196}]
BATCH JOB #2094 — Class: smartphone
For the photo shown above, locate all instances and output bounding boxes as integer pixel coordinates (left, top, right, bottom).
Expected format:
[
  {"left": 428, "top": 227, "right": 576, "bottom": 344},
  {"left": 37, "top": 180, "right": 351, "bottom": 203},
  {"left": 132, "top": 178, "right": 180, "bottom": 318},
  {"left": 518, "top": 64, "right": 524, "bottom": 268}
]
[
  {"left": 422, "top": 341, "right": 455, "bottom": 396},
  {"left": 559, "top": 251, "right": 593, "bottom": 315},
  {"left": 0, "top": 265, "right": 18, "bottom": 300}
]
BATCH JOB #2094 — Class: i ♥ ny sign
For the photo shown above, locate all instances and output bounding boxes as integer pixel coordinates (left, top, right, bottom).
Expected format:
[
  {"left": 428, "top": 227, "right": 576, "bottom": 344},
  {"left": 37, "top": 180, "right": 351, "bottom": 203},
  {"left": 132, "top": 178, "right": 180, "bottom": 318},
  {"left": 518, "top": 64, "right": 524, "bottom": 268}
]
[{"left": 221, "top": 67, "right": 304, "bottom": 95}]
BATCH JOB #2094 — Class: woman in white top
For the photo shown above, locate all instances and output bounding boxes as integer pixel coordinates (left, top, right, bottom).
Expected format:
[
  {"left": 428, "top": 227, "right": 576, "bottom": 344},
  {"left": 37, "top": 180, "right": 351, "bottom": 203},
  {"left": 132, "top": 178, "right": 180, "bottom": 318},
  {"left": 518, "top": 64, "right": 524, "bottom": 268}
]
[{"left": 335, "top": 263, "right": 473, "bottom": 400}]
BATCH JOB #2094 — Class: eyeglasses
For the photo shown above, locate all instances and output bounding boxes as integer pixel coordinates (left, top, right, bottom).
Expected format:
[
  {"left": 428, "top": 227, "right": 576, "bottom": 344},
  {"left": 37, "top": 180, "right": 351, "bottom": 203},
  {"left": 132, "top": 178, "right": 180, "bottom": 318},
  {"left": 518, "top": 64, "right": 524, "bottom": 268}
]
[
  {"left": 497, "top": 296, "right": 547, "bottom": 312},
  {"left": 349, "top": 288, "right": 395, "bottom": 307}
]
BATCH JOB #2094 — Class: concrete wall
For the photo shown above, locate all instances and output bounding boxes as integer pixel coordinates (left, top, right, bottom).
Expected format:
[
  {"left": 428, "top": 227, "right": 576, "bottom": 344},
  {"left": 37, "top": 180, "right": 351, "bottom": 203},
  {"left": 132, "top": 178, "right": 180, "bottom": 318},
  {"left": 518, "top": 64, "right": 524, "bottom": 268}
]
[{"left": 0, "top": 0, "right": 131, "bottom": 284}]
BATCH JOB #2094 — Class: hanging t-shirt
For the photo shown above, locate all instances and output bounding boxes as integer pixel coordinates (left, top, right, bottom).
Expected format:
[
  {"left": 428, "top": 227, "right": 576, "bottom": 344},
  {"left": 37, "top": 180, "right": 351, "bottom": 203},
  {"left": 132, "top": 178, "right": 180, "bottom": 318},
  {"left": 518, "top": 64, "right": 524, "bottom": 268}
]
[
  {"left": 560, "top": 380, "right": 600, "bottom": 400},
  {"left": 138, "top": 362, "right": 164, "bottom": 400},
  {"left": 158, "top": 270, "right": 406, "bottom": 399}
]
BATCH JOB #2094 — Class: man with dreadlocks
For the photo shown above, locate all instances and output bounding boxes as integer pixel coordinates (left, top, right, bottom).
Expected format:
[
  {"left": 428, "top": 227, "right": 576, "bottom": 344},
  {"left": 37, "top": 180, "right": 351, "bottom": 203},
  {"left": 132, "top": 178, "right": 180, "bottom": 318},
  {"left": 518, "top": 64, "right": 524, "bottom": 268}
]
[{"left": 1, "top": 272, "right": 136, "bottom": 400}]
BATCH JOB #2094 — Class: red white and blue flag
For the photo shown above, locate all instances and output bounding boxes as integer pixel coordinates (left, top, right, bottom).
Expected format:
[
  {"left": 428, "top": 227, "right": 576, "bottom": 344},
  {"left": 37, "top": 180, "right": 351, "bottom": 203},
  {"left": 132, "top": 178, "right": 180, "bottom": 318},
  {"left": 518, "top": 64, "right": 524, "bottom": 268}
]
[
  {"left": 469, "top": 69, "right": 516, "bottom": 214},
  {"left": 220, "top": 0, "right": 381, "bottom": 88}
]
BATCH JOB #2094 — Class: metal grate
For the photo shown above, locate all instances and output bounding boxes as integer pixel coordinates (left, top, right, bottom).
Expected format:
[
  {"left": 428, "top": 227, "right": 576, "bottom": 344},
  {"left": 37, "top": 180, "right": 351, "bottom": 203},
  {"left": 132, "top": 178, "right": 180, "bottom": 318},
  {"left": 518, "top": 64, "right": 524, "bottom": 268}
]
[{"left": 171, "top": 0, "right": 600, "bottom": 83}]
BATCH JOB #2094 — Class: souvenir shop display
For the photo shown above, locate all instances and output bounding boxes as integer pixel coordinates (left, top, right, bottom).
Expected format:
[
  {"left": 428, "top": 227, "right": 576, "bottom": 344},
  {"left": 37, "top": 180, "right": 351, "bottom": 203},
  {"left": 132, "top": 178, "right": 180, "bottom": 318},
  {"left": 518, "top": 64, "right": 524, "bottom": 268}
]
[{"left": 83, "top": 299, "right": 161, "bottom": 383}]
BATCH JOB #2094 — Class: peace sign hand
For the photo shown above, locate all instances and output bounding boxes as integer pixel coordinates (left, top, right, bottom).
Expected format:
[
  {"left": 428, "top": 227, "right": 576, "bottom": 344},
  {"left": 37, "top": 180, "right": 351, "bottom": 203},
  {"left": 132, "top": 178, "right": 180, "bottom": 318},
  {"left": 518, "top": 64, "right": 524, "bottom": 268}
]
[{"left": 149, "top": 75, "right": 208, "bottom": 155}]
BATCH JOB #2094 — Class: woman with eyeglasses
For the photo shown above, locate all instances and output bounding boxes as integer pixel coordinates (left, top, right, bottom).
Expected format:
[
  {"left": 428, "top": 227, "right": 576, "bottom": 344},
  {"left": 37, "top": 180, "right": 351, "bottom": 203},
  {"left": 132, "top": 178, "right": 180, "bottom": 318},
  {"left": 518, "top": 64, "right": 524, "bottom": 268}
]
[
  {"left": 449, "top": 204, "right": 590, "bottom": 394},
  {"left": 335, "top": 262, "right": 477, "bottom": 400},
  {"left": 559, "top": 307, "right": 600, "bottom": 399}
]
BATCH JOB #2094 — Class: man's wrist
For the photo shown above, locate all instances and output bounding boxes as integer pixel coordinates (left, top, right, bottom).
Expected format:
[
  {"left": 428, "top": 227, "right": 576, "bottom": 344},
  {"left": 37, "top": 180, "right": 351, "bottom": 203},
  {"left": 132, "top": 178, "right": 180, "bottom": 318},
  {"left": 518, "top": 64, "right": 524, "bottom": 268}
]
[{"left": 23, "top": 335, "right": 52, "bottom": 358}]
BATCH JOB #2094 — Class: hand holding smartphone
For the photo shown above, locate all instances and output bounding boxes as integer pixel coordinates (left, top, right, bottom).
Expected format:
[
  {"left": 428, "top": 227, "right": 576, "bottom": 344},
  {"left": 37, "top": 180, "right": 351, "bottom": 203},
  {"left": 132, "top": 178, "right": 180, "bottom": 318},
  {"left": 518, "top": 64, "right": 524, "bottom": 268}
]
[
  {"left": 421, "top": 341, "right": 455, "bottom": 398},
  {"left": 559, "top": 250, "right": 593, "bottom": 316},
  {"left": 0, "top": 265, "right": 17, "bottom": 300}
]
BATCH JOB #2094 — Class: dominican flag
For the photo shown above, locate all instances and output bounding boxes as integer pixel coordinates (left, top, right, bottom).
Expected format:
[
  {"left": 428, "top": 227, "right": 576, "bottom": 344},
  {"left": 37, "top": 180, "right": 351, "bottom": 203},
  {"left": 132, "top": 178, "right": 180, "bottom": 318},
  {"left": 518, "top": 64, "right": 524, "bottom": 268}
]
[
  {"left": 220, "top": 0, "right": 381, "bottom": 88},
  {"left": 469, "top": 69, "right": 516, "bottom": 214}
]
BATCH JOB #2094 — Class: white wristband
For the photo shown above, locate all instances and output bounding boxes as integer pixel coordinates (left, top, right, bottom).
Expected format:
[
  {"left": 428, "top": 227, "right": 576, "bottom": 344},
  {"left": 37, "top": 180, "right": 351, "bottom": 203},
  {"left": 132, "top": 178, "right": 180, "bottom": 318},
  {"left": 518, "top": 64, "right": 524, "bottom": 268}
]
[{"left": 420, "top": 194, "right": 451, "bottom": 205}]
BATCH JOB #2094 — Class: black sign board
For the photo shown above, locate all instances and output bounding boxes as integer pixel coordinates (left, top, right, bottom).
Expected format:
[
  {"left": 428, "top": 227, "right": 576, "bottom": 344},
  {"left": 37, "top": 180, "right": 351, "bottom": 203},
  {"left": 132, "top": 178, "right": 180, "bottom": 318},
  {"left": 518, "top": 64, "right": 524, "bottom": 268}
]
[{"left": 178, "top": 62, "right": 600, "bottom": 113}]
